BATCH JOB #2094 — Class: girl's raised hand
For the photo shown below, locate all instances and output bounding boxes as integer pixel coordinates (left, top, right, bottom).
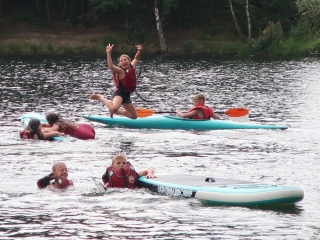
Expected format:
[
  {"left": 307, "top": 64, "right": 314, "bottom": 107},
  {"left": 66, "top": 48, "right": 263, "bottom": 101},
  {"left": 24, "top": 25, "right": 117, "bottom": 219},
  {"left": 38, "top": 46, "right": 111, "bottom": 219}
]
[
  {"left": 106, "top": 43, "right": 114, "bottom": 53},
  {"left": 135, "top": 45, "right": 143, "bottom": 51}
]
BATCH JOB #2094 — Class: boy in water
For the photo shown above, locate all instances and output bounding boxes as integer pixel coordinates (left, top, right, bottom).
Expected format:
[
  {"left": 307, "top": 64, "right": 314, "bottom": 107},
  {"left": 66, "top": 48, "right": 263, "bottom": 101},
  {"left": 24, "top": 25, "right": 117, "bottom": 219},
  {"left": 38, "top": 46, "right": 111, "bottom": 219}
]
[
  {"left": 176, "top": 94, "right": 221, "bottom": 120},
  {"left": 37, "top": 162, "right": 74, "bottom": 189},
  {"left": 102, "top": 154, "right": 156, "bottom": 189}
]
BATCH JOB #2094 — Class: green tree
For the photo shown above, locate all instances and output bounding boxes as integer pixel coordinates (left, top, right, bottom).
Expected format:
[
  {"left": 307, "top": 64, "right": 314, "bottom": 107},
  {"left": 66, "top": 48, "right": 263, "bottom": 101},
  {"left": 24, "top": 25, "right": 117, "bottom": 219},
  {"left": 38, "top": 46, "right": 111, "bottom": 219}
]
[
  {"left": 89, "top": 0, "right": 130, "bottom": 10},
  {"left": 296, "top": 0, "right": 320, "bottom": 31}
]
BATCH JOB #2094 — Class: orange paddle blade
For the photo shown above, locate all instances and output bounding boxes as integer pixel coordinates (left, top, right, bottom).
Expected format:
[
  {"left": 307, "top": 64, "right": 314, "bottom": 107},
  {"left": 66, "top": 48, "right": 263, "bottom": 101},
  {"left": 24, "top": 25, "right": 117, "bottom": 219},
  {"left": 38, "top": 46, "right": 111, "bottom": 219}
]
[
  {"left": 136, "top": 108, "right": 156, "bottom": 118},
  {"left": 224, "top": 108, "right": 249, "bottom": 117}
]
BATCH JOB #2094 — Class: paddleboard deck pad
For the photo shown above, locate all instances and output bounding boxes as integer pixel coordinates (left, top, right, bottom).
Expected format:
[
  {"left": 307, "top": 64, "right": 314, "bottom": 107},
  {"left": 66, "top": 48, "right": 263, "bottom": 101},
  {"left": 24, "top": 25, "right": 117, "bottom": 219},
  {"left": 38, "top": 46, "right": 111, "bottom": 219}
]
[
  {"left": 82, "top": 115, "right": 287, "bottom": 130},
  {"left": 138, "top": 174, "right": 304, "bottom": 206}
]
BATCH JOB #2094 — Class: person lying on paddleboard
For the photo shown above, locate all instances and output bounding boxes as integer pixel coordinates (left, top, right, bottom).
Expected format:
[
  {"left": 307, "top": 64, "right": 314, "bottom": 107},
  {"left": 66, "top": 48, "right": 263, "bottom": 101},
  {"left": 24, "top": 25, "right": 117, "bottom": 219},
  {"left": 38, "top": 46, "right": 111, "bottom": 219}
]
[
  {"left": 176, "top": 94, "right": 221, "bottom": 120},
  {"left": 37, "top": 162, "right": 74, "bottom": 189},
  {"left": 102, "top": 154, "right": 156, "bottom": 189},
  {"left": 90, "top": 44, "right": 143, "bottom": 119},
  {"left": 20, "top": 118, "right": 65, "bottom": 140},
  {"left": 42, "top": 112, "right": 95, "bottom": 140}
]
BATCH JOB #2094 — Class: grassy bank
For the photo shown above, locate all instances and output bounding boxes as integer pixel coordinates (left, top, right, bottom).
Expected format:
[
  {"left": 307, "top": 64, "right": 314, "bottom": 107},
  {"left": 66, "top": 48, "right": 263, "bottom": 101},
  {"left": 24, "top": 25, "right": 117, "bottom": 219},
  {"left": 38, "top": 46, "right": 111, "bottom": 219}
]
[{"left": 0, "top": 26, "right": 319, "bottom": 56}]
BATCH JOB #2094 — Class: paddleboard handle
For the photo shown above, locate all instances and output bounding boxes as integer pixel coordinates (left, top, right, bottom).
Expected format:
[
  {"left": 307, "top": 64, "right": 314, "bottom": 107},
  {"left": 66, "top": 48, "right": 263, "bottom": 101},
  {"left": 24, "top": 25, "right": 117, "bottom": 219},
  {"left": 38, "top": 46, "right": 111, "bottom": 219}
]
[{"left": 205, "top": 177, "right": 215, "bottom": 182}]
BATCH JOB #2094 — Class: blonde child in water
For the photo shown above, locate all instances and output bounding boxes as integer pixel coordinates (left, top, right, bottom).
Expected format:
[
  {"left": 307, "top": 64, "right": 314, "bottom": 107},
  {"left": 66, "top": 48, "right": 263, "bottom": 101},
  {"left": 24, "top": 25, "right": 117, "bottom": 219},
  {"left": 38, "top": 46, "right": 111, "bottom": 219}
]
[
  {"left": 102, "top": 154, "right": 156, "bottom": 189},
  {"left": 90, "top": 44, "right": 143, "bottom": 119},
  {"left": 176, "top": 94, "right": 221, "bottom": 120},
  {"left": 37, "top": 162, "right": 74, "bottom": 189}
]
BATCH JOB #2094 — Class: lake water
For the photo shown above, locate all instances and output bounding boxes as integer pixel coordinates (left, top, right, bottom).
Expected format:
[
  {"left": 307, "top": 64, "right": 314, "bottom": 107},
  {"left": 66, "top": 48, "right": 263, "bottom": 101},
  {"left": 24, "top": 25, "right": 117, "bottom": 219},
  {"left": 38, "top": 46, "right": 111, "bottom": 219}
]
[{"left": 0, "top": 55, "right": 320, "bottom": 239}]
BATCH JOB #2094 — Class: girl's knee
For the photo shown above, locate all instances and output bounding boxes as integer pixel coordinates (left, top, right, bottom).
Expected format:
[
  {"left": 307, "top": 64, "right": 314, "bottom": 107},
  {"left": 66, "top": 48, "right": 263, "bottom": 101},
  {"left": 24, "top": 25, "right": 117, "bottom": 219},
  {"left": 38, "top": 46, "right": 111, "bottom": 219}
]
[{"left": 109, "top": 107, "right": 120, "bottom": 113}]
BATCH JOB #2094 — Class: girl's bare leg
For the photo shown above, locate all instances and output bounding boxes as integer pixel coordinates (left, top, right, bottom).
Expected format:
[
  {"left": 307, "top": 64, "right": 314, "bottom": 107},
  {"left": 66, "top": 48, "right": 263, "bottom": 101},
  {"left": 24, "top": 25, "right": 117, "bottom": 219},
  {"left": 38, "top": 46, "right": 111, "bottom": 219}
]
[
  {"left": 90, "top": 94, "right": 122, "bottom": 118},
  {"left": 109, "top": 96, "right": 123, "bottom": 118},
  {"left": 121, "top": 103, "right": 138, "bottom": 119},
  {"left": 90, "top": 94, "right": 137, "bottom": 119},
  {"left": 90, "top": 94, "right": 113, "bottom": 109}
]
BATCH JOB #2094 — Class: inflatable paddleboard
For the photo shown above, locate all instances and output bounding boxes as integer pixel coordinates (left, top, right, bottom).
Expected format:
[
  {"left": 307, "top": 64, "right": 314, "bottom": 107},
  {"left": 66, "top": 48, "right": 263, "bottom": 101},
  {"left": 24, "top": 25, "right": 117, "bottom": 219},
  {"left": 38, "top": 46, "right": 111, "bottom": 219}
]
[
  {"left": 138, "top": 174, "right": 304, "bottom": 206},
  {"left": 82, "top": 115, "right": 287, "bottom": 130},
  {"left": 21, "top": 113, "right": 65, "bottom": 141}
]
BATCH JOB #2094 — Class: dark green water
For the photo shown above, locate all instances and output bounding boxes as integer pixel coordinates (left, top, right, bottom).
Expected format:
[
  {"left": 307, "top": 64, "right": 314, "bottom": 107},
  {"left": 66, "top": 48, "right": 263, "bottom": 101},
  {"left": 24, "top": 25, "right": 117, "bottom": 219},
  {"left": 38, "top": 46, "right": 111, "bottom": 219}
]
[{"left": 0, "top": 55, "right": 319, "bottom": 239}]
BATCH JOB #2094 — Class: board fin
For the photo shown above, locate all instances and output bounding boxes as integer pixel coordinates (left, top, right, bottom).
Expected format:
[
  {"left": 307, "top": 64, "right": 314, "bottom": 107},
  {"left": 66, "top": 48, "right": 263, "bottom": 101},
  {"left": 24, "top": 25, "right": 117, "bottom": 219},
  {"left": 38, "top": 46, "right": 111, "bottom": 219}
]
[{"left": 205, "top": 177, "right": 215, "bottom": 182}]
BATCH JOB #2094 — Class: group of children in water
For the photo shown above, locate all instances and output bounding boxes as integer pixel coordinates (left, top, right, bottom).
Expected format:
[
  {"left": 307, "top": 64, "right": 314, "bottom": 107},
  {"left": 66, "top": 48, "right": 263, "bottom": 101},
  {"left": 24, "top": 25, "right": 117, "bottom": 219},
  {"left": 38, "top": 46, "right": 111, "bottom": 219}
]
[
  {"left": 20, "top": 43, "right": 220, "bottom": 190},
  {"left": 37, "top": 154, "right": 155, "bottom": 190}
]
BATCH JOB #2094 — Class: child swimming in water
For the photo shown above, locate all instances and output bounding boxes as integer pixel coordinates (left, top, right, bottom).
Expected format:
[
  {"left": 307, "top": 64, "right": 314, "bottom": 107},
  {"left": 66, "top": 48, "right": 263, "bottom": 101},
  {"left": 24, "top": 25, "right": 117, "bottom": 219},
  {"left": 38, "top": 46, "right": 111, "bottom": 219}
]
[
  {"left": 20, "top": 118, "right": 65, "bottom": 140},
  {"left": 37, "top": 162, "right": 74, "bottom": 189},
  {"left": 43, "top": 112, "right": 95, "bottom": 140},
  {"left": 102, "top": 154, "right": 156, "bottom": 189}
]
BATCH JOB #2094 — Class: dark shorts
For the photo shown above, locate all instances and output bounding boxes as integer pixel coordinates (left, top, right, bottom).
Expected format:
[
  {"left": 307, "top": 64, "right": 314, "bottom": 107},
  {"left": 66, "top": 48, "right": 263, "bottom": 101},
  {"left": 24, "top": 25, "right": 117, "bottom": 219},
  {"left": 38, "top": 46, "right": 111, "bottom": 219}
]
[{"left": 113, "top": 89, "right": 132, "bottom": 104}]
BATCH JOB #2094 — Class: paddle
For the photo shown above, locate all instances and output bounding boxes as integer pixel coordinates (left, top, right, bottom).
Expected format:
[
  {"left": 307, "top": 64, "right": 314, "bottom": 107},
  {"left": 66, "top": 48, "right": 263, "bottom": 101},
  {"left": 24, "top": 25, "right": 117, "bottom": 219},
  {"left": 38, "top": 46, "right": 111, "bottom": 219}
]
[{"left": 136, "top": 107, "right": 249, "bottom": 118}]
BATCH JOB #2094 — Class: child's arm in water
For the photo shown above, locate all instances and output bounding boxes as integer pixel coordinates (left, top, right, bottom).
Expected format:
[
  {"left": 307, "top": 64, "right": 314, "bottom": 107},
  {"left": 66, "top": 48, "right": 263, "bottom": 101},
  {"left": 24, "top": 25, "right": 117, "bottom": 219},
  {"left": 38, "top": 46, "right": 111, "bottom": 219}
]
[
  {"left": 42, "top": 131, "right": 65, "bottom": 139},
  {"left": 137, "top": 168, "right": 156, "bottom": 178}
]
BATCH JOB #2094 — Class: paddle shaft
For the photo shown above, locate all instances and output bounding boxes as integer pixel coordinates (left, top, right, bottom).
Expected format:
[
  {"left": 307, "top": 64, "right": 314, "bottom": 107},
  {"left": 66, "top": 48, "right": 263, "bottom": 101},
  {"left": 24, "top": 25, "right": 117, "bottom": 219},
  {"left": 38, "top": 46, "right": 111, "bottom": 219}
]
[{"left": 145, "top": 110, "right": 225, "bottom": 114}]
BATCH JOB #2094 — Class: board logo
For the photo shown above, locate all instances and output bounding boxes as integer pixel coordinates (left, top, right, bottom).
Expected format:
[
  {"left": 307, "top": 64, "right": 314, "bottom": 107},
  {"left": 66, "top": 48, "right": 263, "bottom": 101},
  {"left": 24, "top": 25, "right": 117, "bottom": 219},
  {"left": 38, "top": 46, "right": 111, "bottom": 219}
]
[
  {"left": 157, "top": 186, "right": 193, "bottom": 198},
  {"left": 128, "top": 175, "right": 135, "bottom": 183}
]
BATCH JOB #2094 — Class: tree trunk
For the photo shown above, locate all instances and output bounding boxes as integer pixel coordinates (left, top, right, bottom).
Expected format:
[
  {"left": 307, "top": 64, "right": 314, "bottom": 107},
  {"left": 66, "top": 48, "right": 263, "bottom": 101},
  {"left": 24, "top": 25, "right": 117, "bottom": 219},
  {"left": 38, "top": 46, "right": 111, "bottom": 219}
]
[
  {"left": 245, "top": 0, "right": 251, "bottom": 40},
  {"left": 154, "top": 0, "right": 167, "bottom": 53},
  {"left": 228, "top": 0, "right": 246, "bottom": 41},
  {"left": 62, "top": 0, "right": 67, "bottom": 17},
  {"left": 81, "top": 0, "right": 84, "bottom": 25},
  {"left": 36, "top": 0, "right": 41, "bottom": 14},
  {"left": 45, "top": 0, "right": 52, "bottom": 23}
]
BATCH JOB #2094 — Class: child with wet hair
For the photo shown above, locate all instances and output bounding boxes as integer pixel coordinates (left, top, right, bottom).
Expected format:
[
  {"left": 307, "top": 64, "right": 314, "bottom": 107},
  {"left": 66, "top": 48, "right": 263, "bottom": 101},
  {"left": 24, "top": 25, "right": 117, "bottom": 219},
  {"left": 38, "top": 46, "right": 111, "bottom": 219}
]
[
  {"left": 102, "top": 154, "right": 156, "bottom": 189},
  {"left": 44, "top": 112, "right": 95, "bottom": 140},
  {"left": 20, "top": 118, "right": 64, "bottom": 140},
  {"left": 37, "top": 162, "right": 74, "bottom": 189}
]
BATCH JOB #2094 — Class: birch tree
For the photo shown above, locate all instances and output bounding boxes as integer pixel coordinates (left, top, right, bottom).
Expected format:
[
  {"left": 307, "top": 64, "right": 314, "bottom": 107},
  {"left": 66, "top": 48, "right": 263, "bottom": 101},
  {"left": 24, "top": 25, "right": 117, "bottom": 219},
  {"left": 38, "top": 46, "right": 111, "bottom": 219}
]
[
  {"left": 154, "top": 0, "right": 167, "bottom": 53},
  {"left": 228, "top": 0, "right": 246, "bottom": 40},
  {"left": 153, "top": 0, "right": 178, "bottom": 53},
  {"left": 228, "top": 0, "right": 252, "bottom": 40},
  {"left": 245, "top": 0, "right": 251, "bottom": 40}
]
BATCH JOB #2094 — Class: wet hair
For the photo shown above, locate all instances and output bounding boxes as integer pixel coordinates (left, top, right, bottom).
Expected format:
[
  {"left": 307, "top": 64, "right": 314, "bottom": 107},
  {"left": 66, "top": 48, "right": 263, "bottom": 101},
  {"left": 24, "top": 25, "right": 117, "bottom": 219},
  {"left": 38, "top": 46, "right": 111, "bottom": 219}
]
[
  {"left": 52, "top": 162, "right": 67, "bottom": 172},
  {"left": 118, "top": 54, "right": 131, "bottom": 62},
  {"left": 112, "top": 154, "right": 127, "bottom": 164},
  {"left": 26, "top": 118, "right": 44, "bottom": 140},
  {"left": 194, "top": 94, "right": 206, "bottom": 103},
  {"left": 45, "top": 112, "right": 78, "bottom": 131}
]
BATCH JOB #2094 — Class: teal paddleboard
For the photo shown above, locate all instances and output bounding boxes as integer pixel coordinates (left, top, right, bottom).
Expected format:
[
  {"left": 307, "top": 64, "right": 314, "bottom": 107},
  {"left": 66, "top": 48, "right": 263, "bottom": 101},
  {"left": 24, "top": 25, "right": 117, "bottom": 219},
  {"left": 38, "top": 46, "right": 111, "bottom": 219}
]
[
  {"left": 138, "top": 174, "right": 303, "bottom": 206},
  {"left": 82, "top": 115, "right": 287, "bottom": 130}
]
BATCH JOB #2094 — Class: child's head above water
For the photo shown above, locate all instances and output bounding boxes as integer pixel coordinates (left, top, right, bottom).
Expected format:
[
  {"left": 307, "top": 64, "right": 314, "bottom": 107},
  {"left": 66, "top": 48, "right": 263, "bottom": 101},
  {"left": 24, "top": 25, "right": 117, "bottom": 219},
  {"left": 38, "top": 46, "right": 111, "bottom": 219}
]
[
  {"left": 52, "top": 162, "right": 68, "bottom": 179},
  {"left": 45, "top": 112, "right": 60, "bottom": 126},
  {"left": 111, "top": 154, "right": 128, "bottom": 170},
  {"left": 27, "top": 118, "right": 41, "bottom": 132}
]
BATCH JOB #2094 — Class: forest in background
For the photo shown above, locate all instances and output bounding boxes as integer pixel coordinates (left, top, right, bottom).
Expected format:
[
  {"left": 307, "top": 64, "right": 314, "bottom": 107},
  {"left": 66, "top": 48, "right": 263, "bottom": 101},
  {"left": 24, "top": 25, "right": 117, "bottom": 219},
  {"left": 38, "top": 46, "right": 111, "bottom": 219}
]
[{"left": 0, "top": 0, "right": 319, "bottom": 56}]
